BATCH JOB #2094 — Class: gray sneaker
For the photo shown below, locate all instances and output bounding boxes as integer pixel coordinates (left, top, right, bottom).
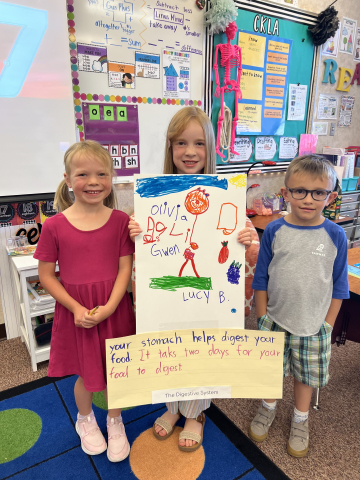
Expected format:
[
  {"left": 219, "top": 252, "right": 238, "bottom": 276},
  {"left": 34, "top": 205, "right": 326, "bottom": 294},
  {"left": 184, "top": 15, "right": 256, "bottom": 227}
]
[
  {"left": 248, "top": 405, "right": 277, "bottom": 442},
  {"left": 287, "top": 418, "right": 309, "bottom": 458}
]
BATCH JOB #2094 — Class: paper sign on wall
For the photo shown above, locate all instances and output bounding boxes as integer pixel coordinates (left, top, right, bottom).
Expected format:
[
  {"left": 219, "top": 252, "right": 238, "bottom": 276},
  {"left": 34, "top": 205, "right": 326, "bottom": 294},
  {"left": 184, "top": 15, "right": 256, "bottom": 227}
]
[
  {"left": 135, "top": 52, "right": 160, "bottom": 79},
  {"left": 338, "top": 95, "right": 355, "bottom": 128},
  {"left": 287, "top": 84, "right": 307, "bottom": 121},
  {"left": 108, "top": 62, "right": 135, "bottom": 89},
  {"left": 134, "top": 174, "right": 246, "bottom": 334},
  {"left": 77, "top": 43, "right": 108, "bottom": 73},
  {"left": 229, "top": 137, "right": 254, "bottom": 162},
  {"left": 255, "top": 137, "right": 277, "bottom": 160},
  {"left": 353, "top": 28, "right": 360, "bottom": 61},
  {"left": 340, "top": 18, "right": 357, "bottom": 56},
  {"left": 322, "top": 23, "right": 341, "bottom": 58},
  {"left": 312, "top": 122, "right": 328, "bottom": 136},
  {"left": 106, "top": 328, "right": 285, "bottom": 408},
  {"left": 299, "top": 134, "right": 318, "bottom": 156},
  {"left": 279, "top": 137, "right": 298, "bottom": 159},
  {"left": 237, "top": 30, "right": 292, "bottom": 136},
  {"left": 317, "top": 94, "right": 338, "bottom": 120},
  {"left": 163, "top": 50, "right": 190, "bottom": 99}
]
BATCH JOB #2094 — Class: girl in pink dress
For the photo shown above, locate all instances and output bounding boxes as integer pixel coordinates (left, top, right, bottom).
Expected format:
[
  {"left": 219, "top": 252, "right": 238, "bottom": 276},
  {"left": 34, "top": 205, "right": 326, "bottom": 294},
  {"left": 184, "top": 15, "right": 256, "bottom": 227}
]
[
  {"left": 34, "top": 140, "right": 135, "bottom": 463},
  {"left": 129, "top": 107, "right": 259, "bottom": 452}
]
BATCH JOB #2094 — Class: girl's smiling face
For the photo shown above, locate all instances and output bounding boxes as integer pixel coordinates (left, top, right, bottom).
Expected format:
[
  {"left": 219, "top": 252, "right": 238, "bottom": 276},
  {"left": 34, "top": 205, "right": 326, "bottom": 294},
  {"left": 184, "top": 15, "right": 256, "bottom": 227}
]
[
  {"left": 172, "top": 120, "right": 207, "bottom": 175},
  {"left": 65, "top": 154, "right": 112, "bottom": 206}
]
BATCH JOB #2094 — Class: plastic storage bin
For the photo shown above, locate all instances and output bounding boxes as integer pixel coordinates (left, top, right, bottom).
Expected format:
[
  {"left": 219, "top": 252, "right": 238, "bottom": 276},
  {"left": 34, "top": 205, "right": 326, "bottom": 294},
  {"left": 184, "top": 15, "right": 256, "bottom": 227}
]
[{"left": 342, "top": 177, "right": 359, "bottom": 192}]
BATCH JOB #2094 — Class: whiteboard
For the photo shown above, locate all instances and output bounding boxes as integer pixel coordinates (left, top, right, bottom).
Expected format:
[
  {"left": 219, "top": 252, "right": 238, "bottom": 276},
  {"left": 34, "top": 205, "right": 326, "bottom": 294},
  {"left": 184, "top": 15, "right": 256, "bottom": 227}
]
[
  {"left": 71, "top": 0, "right": 206, "bottom": 180},
  {"left": 0, "top": 0, "right": 76, "bottom": 197}
]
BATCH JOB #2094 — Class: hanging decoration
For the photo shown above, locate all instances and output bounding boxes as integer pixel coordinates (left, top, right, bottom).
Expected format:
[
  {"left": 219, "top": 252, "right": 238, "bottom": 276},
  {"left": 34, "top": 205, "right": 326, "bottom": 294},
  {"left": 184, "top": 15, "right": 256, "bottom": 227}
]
[
  {"left": 308, "top": 2, "right": 339, "bottom": 46},
  {"left": 213, "top": 21, "right": 242, "bottom": 158},
  {"left": 196, "top": 0, "right": 206, "bottom": 10},
  {"left": 204, "top": 0, "right": 238, "bottom": 34}
]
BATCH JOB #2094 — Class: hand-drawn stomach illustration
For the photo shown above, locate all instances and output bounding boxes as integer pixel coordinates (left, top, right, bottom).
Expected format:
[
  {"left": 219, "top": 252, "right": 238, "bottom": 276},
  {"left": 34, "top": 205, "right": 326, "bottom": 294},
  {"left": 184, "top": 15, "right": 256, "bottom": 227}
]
[
  {"left": 217, "top": 203, "right": 238, "bottom": 235},
  {"left": 218, "top": 241, "right": 229, "bottom": 264},
  {"left": 227, "top": 261, "right": 242, "bottom": 285}
]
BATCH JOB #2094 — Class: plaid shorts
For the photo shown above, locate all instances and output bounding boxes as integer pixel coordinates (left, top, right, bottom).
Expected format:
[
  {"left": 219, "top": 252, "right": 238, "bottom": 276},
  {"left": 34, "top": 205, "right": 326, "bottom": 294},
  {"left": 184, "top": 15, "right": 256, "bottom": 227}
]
[{"left": 257, "top": 315, "right": 333, "bottom": 388}]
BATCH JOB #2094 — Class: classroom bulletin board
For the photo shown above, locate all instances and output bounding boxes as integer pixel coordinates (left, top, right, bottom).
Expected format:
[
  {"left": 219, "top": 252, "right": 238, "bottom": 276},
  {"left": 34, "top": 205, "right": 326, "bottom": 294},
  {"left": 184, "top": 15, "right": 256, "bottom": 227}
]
[
  {"left": 68, "top": 0, "right": 206, "bottom": 181},
  {"left": 210, "top": 0, "right": 317, "bottom": 167}
]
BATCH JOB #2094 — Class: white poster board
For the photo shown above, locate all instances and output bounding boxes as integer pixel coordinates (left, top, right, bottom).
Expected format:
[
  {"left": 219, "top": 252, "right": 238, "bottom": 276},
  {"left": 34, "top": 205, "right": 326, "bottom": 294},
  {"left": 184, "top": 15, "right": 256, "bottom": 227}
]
[{"left": 134, "top": 174, "right": 247, "bottom": 333}]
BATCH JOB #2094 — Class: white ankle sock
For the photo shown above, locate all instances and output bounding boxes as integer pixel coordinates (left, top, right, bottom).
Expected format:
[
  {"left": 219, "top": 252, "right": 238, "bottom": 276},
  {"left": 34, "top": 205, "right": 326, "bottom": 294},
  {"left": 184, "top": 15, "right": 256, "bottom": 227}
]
[
  {"left": 78, "top": 410, "right": 93, "bottom": 421},
  {"left": 293, "top": 407, "right": 309, "bottom": 423},
  {"left": 262, "top": 399, "right": 277, "bottom": 411},
  {"left": 107, "top": 413, "right": 122, "bottom": 424}
]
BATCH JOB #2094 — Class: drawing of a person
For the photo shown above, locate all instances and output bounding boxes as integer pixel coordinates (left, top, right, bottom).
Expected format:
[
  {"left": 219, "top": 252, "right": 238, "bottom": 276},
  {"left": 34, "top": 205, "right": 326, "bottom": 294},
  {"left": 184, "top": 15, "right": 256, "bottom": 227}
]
[
  {"left": 179, "top": 242, "right": 200, "bottom": 278},
  {"left": 122, "top": 72, "right": 133, "bottom": 88}
]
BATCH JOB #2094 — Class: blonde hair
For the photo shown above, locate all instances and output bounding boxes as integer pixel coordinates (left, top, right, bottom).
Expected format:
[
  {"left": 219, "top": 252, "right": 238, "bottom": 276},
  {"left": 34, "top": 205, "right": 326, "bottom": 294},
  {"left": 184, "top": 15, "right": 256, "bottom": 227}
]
[
  {"left": 163, "top": 107, "right": 216, "bottom": 174},
  {"left": 285, "top": 155, "right": 338, "bottom": 190},
  {"left": 54, "top": 140, "right": 118, "bottom": 212}
]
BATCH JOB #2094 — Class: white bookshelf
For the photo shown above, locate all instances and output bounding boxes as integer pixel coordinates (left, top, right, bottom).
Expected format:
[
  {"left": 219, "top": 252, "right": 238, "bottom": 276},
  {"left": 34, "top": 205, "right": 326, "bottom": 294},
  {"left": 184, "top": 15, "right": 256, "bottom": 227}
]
[{"left": 10, "top": 255, "right": 58, "bottom": 371}]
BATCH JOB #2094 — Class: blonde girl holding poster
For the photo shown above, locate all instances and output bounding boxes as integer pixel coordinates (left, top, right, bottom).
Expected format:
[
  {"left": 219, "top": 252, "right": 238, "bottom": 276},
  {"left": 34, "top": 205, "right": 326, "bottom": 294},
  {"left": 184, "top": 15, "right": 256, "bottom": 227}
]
[{"left": 129, "top": 107, "right": 259, "bottom": 452}]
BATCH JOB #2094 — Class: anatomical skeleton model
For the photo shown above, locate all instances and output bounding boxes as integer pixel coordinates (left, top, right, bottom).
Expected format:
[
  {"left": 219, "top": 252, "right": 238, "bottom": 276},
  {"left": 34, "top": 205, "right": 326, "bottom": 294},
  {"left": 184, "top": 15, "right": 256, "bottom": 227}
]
[{"left": 213, "top": 21, "right": 242, "bottom": 158}]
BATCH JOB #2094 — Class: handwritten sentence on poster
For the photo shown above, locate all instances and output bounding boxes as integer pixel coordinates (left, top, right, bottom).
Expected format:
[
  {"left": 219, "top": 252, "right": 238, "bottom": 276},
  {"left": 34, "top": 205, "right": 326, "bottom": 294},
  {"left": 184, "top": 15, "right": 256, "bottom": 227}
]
[{"left": 106, "top": 329, "right": 284, "bottom": 408}]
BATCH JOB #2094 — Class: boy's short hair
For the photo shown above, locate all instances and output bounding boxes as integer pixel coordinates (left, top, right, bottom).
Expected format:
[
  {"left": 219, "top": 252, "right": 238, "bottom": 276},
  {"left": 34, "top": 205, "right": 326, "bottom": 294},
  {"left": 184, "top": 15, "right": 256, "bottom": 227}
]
[{"left": 285, "top": 155, "right": 338, "bottom": 190}]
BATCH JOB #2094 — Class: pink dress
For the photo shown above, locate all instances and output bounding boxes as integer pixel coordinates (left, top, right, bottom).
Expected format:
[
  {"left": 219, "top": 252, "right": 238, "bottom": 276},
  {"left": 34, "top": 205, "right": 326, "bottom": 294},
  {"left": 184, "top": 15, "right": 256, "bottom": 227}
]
[{"left": 34, "top": 210, "right": 135, "bottom": 392}]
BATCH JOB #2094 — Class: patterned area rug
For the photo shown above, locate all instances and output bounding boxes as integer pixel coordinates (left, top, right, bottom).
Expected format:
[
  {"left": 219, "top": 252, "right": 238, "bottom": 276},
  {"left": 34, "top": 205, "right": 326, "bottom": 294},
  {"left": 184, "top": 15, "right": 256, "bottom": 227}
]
[{"left": 0, "top": 376, "right": 289, "bottom": 480}]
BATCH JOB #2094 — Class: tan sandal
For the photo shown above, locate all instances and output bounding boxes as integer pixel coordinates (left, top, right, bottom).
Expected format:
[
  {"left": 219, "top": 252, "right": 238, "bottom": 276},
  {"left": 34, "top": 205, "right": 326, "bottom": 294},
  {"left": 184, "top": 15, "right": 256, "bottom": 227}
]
[
  {"left": 152, "top": 412, "right": 181, "bottom": 441},
  {"left": 178, "top": 413, "right": 205, "bottom": 452}
]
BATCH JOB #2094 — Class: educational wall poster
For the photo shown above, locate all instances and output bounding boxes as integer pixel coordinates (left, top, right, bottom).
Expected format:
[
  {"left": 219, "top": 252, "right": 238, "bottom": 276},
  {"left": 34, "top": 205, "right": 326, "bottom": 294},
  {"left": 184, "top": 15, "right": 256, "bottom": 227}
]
[
  {"left": 135, "top": 52, "right": 160, "bottom": 79},
  {"left": 106, "top": 328, "right": 285, "bottom": 408},
  {"left": 255, "top": 137, "right": 277, "bottom": 160},
  {"left": 287, "top": 84, "right": 307, "bottom": 121},
  {"left": 108, "top": 62, "right": 135, "bottom": 89},
  {"left": 77, "top": 44, "right": 108, "bottom": 73},
  {"left": 340, "top": 18, "right": 357, "bottom": 56},
  {"left": 354, "top": 28, "right": 360, "bottom": 61},
  {"left": 40, "top": 200, "right": 57, "bottom": 224},
  {"left": 237, "top": 31, "right": 292, "bottom": 136},
  {"left": 279, "top": 137, "right": 298, "bottom": 159},
  {"left": 134, "top": 174, "right": 246, "bottom": 333},
  {"left": 312, "top": 122, "right": 328, "bottom": 136},
  {"left": 322, "top": 23, "right": 341, "bottom": 58},
  {"left": 229, "top": 137, "right": 254, "bottom": 163},
  {"left": 338, "top": 95, "right": 355, "bottom": 128},
  {"left": 299, "top": 134, "right": 318, "bottom": 156},
  {"left": 163, "top": 50, "right": 191, "bottom": 99},
  {"left": 0, "top": 204, "right": 17, "bottom": 227},
  {"left": 317, "top": 94, "right": 338, "bottom": 120},
  {"left": 83, "top": 103, "right": 140, "bottom": 177}
]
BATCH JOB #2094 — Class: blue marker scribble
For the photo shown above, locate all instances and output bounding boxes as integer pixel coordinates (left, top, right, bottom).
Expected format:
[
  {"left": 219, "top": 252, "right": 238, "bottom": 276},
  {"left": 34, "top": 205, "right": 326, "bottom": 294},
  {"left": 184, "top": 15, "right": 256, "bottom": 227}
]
[{"left": 136, "top": 175, "right": 228, "bottom": 198}]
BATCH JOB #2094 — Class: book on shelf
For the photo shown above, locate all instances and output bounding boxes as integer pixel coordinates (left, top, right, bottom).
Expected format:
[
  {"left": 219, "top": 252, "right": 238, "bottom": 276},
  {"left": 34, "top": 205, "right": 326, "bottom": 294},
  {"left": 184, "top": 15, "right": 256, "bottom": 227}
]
[
  {"left": 26, "top": 274, "right": 60, "bottom": 304},
  {"left": 27, "top": 289, "right": 55, "bottom": 311}
]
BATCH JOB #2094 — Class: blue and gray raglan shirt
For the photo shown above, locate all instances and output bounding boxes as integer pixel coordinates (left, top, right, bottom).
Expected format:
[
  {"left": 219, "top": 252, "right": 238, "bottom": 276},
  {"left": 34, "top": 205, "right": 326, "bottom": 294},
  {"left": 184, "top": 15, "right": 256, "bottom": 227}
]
[{"left": 252, "top": 217, "right": 349, "bottom": 336}]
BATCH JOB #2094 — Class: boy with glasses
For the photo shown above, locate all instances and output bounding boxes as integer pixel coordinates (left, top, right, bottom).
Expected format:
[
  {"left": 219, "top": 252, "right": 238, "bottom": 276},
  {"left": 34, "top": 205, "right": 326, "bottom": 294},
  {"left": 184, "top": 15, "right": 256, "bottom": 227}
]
[{"left": 249, "top": 155, "right": 349, "bottom": 457}]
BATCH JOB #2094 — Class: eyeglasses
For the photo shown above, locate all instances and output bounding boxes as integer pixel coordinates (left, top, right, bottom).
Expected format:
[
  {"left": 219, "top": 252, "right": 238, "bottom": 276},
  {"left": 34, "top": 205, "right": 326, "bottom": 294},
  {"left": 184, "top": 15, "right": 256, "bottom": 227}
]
[{"left": 286, "top": 187, "right": 332, "bottom": 201}]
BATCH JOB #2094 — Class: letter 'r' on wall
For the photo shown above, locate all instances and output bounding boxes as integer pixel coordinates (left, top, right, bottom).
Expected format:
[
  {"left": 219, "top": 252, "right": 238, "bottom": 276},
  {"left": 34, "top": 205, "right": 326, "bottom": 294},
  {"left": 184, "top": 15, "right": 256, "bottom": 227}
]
[
  {"left": 322, "top": 59, "right": 337, "bottom": 84},
  {"left": 336, "top": 67, "right": 354, "bottom": 92}
]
